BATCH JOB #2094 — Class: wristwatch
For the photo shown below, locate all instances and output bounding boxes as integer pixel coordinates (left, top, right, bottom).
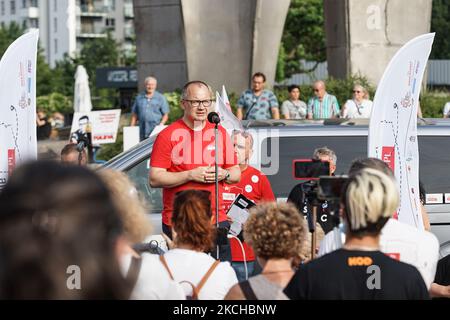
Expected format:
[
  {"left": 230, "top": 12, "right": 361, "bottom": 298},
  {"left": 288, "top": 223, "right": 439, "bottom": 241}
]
[{"left": 224, "top": 169, "right": 231, "bottom": 181}]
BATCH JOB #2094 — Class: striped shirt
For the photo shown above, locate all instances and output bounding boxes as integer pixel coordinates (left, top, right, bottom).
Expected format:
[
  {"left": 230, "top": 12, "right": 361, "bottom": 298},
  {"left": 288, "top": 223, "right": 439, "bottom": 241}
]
[{"left": 307, "top": 93, "right": 340, "bottom": 119}]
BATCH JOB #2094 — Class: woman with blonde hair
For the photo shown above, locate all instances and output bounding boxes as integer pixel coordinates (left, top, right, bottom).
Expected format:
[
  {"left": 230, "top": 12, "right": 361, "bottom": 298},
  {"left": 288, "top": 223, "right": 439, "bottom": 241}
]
[
  {"left": 225, "top": 202, "right": 306, "bottom": 300},
  {"left": 341, "top": 84, "right": 373, "bottom": 119}
]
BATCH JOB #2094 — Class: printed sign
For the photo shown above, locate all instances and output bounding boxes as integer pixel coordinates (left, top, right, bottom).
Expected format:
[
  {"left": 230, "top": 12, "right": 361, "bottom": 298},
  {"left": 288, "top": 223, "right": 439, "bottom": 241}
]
[{"left": 70, "top": 109, "right": 121, "bottom": 145}]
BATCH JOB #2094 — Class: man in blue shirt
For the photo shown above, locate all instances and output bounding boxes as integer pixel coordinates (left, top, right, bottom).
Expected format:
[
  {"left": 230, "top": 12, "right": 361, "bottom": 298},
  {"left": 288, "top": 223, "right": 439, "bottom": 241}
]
[
  {"left": 236, "top": 72, "right": 280, "bottom": 120},
  {"left": 131, "top": 76, "right": 170, "bottom": 141}
]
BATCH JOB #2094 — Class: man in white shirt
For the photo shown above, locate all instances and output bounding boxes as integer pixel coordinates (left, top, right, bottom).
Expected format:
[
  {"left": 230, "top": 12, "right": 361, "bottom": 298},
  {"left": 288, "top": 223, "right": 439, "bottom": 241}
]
[{"left": 443, "top": 102, "right": 450, "bottom": 118}]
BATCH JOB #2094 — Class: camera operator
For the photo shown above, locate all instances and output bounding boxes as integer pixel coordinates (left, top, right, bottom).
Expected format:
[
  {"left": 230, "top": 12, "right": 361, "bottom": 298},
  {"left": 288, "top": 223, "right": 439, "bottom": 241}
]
[
  {"left": 287, "top": 147, "right": 338, "bottom": 234},
  {"left": 284, "top": 168, "right": 429, "bottom": 299}
]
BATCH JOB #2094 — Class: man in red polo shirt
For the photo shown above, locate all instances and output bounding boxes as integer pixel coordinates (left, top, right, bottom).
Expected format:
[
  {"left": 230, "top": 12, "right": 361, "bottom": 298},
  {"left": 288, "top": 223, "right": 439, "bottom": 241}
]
[
  {"left": 149, "top": 80, "right": 240, "bottom": 261},
  {"left": 223, "top": 130, "right": 275, "bottom": 281}
]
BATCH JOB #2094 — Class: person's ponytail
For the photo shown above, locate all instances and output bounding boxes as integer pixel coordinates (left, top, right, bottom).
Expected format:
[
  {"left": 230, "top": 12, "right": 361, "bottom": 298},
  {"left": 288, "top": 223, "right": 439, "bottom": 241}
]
[{"left": 172, "top": 190, "right": 215, "bottom": 252}]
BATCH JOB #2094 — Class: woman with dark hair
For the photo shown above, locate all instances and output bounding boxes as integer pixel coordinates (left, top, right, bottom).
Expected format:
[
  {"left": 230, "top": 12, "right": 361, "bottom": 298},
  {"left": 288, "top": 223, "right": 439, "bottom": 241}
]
[
  {"left": 158, "top": 190, "right": 238, "bottom": 299},
  {"left": 0, "top": 161, "right": 130, "bottom": 299}
]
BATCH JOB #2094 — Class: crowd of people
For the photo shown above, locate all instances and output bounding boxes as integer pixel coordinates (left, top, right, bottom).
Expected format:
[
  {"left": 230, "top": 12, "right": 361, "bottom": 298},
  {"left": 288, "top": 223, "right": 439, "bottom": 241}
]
[
  {"left": 127, "top": 72, "right": 374, "bottom": 143},
  {"left": 6, "top": 79, "right": 449, "bottom": 300}
]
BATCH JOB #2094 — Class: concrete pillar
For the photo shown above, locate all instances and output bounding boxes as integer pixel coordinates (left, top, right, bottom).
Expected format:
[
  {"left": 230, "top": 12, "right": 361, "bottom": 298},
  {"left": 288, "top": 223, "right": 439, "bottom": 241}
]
[
  {"left": 324, "top": 0, "right": 432, "bottom": 85},
  {"left": 133, "top": 0, "right": 290, "bottom": 94},
  {"left": 181, "top": 0, "right": 257, "bottom": 94},
  {"left": 252, "top": 0, "right": 291, "bottom": 89},
  {"left": 133, "top": 0, "right": 188, "bottom": 92}
]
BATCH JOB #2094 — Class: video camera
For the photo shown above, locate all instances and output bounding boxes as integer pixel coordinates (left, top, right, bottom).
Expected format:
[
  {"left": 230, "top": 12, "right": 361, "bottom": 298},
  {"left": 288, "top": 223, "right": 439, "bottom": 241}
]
[
  {"left": 76, "top": 134, "right": 90, "bottom": 152},
  {"left": 293, "top": 159, "right": 348, "bottom": 202}
]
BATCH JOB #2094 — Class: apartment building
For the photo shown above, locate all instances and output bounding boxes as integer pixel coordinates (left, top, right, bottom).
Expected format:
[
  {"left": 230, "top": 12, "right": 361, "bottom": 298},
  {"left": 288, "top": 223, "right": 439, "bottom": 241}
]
[{"left": 0, "top": 0, "right": 135, "bottom": 67}]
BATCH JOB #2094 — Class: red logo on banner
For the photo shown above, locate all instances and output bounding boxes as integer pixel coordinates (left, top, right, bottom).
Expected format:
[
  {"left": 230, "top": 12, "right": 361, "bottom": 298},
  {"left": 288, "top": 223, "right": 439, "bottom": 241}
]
[
  {"left": 392, "top": 211, "right": 398, "bottom": 220},
  {"left": 385, "top": 252, "right": 400, "bottom": 261},
  {"left": 382, "top": 146, "right": 395, "bottom": 172},
  {"left": 8, "top": 149, "right": 15, "bottom": 176}
]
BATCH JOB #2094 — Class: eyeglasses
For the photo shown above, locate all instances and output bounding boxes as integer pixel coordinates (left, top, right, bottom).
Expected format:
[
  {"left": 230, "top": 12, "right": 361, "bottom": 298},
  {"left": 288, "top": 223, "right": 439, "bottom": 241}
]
[{"left": 183, "top": 99, "right": 214, "bottom": 107}]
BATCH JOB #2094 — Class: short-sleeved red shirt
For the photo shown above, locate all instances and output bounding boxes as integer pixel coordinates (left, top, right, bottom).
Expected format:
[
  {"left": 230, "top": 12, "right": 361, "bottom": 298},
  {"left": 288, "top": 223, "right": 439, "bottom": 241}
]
[
  {"left": 150, "top": 119, "right": 238, "bottom": 226},
  {"left": 223, "top": 165, "right": 275, "bottom": 261}
]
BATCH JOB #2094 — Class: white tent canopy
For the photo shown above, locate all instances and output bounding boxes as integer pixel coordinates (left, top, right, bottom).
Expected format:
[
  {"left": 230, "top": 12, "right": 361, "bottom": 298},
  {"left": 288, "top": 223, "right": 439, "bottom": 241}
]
[{"left": 73, "top": 65, "right": 93, "bottom": 113}]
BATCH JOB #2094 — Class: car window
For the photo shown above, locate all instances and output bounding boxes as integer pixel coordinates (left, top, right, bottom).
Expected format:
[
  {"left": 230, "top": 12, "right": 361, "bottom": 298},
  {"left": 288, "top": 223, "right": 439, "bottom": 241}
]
[
  {"left": 418, "top": 136, "right": 450, "bottom": 194},
  {"left": 125, "top": 156, "right": 163, "bottom": 214},
  {"left": 261, "top": 136, "right": 367, "bottom": 198},
  {"left": 262, "top": 135, "right": 450, "bottom": 199}
]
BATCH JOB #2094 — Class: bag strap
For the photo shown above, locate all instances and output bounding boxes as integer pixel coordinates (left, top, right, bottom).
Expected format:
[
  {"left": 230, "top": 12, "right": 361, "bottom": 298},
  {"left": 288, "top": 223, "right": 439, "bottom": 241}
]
[
  {"left": 179, "top": 280, "right": 199, "bottom": 299},
  {"left": 126, "top": 256, "right": 142, "bottom": 288},
  {"left": 159, "top": 255, "right": 220, "bottom": 299},
  {"left": 159, "top": 255, "right": 175, "bottom": 280},
  {"left": 239, "top": 280, "right": 258, "bottom": 300},
  {"left": 244, "top": 97, "right": 259, "bottom": 120},
  {"left": 196, "top": 260, "right": 220, "bottom": 294},
  {"left": 352, "top": 99, "right": 362, "bottom": 115}
]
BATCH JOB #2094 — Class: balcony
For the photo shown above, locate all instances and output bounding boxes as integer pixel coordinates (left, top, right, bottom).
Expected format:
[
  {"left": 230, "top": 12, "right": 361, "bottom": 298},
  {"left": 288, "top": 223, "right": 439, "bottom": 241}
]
[
  {"left": 20, "top": 6, "right": 39, "bottom": 19},
  {"left": 124, "top": 4, "right": 134, "bottom": 18},
  {"left": 124, "top": 27, "right": 135, "bottom": 39},
  {"left": 76, "top": 25, "right": 107, "bottom": 39},
  {"left": 78, "top": 4, "right": 106, "bottom": 18}
]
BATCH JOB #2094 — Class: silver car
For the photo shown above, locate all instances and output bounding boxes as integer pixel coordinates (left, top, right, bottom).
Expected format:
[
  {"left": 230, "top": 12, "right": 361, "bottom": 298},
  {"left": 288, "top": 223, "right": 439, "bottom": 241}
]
[{"left": 103, "top": 118, "right": 450, "bottom": 257}]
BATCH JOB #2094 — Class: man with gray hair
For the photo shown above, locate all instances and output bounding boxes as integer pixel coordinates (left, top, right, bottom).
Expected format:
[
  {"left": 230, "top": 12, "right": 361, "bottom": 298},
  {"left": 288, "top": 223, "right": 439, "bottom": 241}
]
[
  {"left": 287, "top": 146, "right": 338, "bottom": 235},
  {"left": 307, "top": 81, "right": 340, "bottom": 119},
  {"left": 131, "top": 76, "right": 169, "bottom": 141}
]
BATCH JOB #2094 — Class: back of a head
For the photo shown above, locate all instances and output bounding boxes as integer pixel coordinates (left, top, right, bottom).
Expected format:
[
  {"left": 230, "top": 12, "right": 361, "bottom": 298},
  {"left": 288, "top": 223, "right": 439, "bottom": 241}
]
[
  {"left": 244, "top": 202, "right": 306, "bottom": 261},
  {"left": 0, "top": 160, "right": 129, "bottom": 299},
  {"left": 349, "top": 157, "right": 394, "bottom": 178},
  {"left": 172, "top": 190, "right": 214, "bottom": 252},
  {"left": 342, "top": 168, "right": 399, "bottom": 237},
  {"left": 99, "top": 169, "right": 152, "bottom": 244},
  {"left": 60, "top": 143, "right": 87, "bottom": 166}
]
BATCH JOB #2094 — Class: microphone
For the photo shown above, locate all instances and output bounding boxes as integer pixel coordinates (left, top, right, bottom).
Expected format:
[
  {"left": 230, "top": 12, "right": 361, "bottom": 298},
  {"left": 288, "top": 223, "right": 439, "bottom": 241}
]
[
  {"left": 207, "top": 112, "right": 221, "bottom": 125},
  {"left": 76, "top": 141, "right": 86, "bottom": 153},
  {"left": 76, "top": 135, "right": 89, "bottom": 152}
]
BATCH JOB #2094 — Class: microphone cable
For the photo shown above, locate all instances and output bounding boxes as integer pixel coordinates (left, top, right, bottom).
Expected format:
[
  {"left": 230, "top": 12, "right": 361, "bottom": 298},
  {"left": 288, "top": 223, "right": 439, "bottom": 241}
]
[{"left": 227, "top": 234, "right": 248, "bottom": 280}]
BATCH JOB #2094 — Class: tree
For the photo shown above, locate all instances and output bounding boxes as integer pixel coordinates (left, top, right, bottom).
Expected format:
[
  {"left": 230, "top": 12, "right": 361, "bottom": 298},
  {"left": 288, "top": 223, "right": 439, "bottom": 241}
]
[
  {"left": 0, "top": 22, "right": 24, "bottom": 56},
  {"left": 76, "top": 33, "right": 121, "bottom": 109},
  {"left": 430, "top": 0, "right": 450, "bottom": 59},
  {"left": 277, "top": 0, "right": 326, "bottom": 78}
]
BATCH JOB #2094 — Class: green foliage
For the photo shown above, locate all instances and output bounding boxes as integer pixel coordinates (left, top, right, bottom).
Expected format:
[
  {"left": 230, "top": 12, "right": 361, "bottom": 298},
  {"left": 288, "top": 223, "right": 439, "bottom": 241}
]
[
  {"left": 164, "top": 91, "right": 183, "bottom": 123},
  {"left": 36, "top": 47, "right": 54, "bottom": 97},
  {"left": 52, "top": 54, "right": 77, "bottom": 97},
  {"left": 276, "top": 43, "right": 286, "bottom": 82},
  {"left": 0, "top": 22, "right": 24, "bottom": 56},
  {"left": 37, "top": 92, "right": 73, "bottom": 114},
  {"left": 278, "top": 0, "right": 326, "bottom": 78},
  {"left": 430, "top": 0, "right": 450, "bottom": 59},
  {"left": 420, "top": 91, "right": 450, "bottom": 118}
]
